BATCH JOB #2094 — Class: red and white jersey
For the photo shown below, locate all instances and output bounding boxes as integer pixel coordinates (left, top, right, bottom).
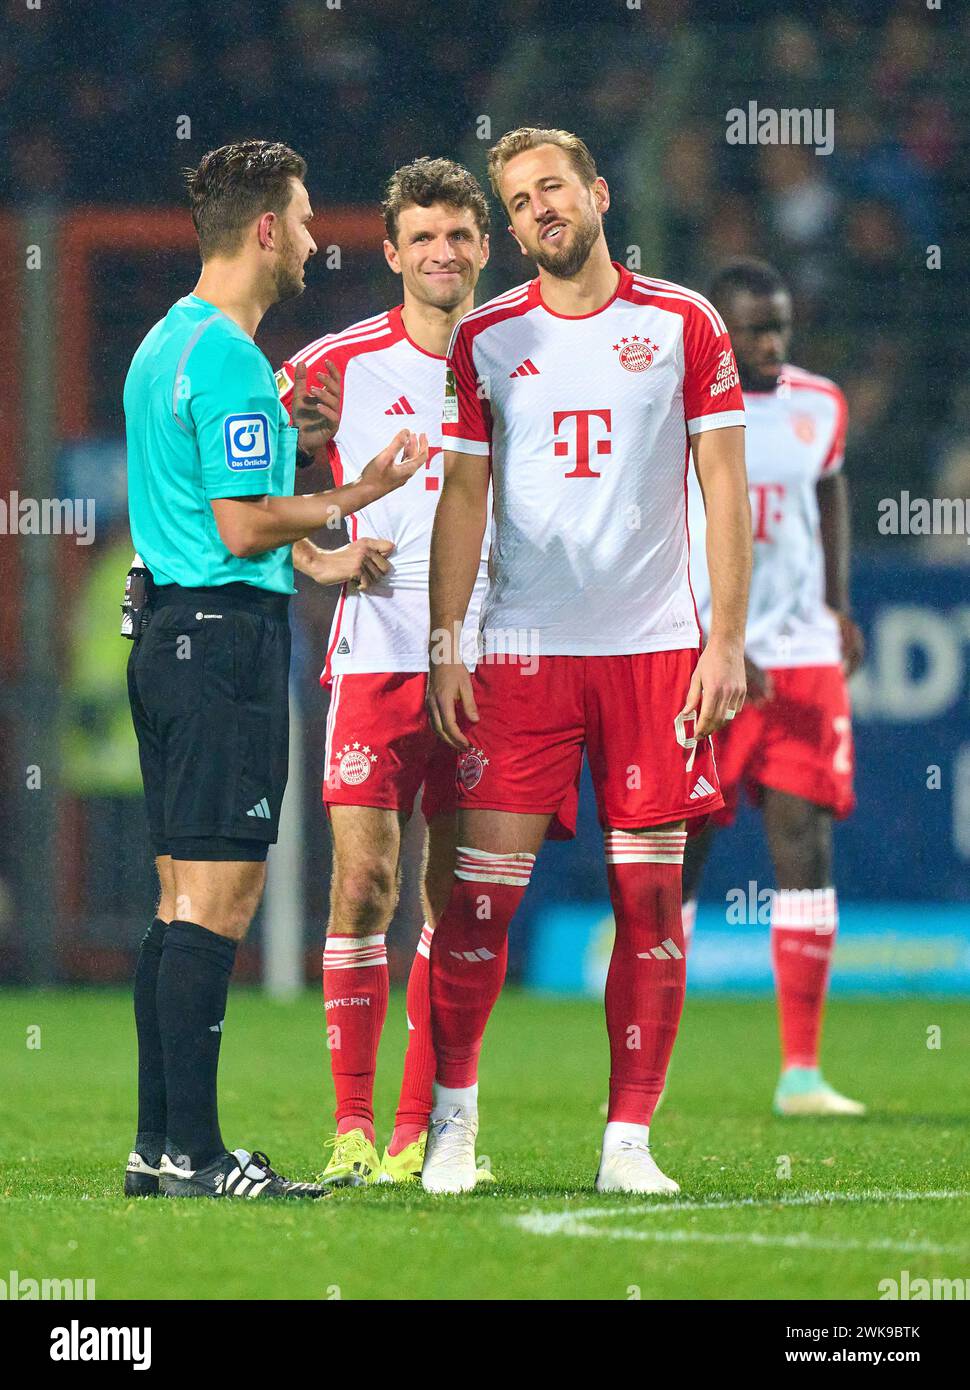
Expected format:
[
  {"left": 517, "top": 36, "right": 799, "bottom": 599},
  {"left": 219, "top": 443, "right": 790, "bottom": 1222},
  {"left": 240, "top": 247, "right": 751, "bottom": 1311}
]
[
  {"left": 443, "top": 263, "right": 744, "bottom": 657},
  {"left": 687, "top": 364, "right": 848, "bottom": 669},
  {"left": 280, "top": 305, "right": 488, "bottom": 679}
]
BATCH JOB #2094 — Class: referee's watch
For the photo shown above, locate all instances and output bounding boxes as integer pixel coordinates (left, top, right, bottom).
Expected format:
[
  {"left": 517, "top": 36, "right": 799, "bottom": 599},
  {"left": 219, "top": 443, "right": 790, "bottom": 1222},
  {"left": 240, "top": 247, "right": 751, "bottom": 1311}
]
[{"left": 295, "top": 445, "right": 317, "bottom": 469}]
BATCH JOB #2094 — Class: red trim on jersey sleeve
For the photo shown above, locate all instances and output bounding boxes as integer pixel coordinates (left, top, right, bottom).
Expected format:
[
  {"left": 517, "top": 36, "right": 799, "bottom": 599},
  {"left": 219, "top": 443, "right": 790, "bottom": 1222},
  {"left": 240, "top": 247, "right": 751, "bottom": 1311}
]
[
  {"left": 278, "top": 312, "right": 402, "bottom": 426},
  {"left": 441, "top": 284, "right": 534, "bottom": 457},
  {"left": 818, "top": 385, "right": 848, "bottom": 476},
  {"left": 681, "top": 303, "right": 745, "bottom": 432},
  {"left": 624, "top": 278, "right": 745, "bottom": 434},
  {"left": 781, "top": 368, "right": 849, "bottom": 477},
  {"left": 443, "top": 319, "right": 492, "bottom": 456},
  {"left": 326, "top": 437, "right": 343, "bottom": 487}
]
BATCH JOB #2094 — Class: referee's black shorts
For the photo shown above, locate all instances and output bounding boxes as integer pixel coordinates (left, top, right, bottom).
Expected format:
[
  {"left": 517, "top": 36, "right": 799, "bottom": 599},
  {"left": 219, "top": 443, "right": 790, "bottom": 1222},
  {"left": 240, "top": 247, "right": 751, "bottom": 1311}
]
[{"left": 127, "top": 582, "right": 291, "bottom": 862}]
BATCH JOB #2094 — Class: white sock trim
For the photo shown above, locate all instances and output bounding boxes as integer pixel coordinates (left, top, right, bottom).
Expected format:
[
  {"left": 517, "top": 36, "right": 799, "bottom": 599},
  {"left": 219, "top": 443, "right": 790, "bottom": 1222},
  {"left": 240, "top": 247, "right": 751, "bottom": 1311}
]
[
  {"left": 603, "top": 1120, "right": 650, "bottom": 1154},
  {"left": 604, "top": 828, "right": 687, "bottom": 865},
  {"left": 431, "top": 1081, "right": 478, "bottom": 1118},
  {"left": 455, "top": 846, "right": 536, "bottom": 887},
  {"left": 323, "top": 933, "right": 388, "bottom": 969},
  {"left": 770, "top": 887, "right": 838, "bottom": 934}
]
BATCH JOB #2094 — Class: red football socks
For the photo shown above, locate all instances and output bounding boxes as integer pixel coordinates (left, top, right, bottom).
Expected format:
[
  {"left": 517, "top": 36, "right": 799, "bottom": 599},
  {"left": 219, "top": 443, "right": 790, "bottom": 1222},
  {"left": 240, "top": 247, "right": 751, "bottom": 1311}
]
[
  {"left": 603, "top": 829, "right": 688, "bottom": 1125},
  {"left": 389, "top": 921, "right": 436, "bottom": 1155},
  {"left": 322, "top": 933, "right": 389, "bottom": 1143},
  {"left": 428, "top": 847, "right": 534, "bottom": 1089},
  {"left": 771, "top": 887, "right": 838, "bottom": 1069}
]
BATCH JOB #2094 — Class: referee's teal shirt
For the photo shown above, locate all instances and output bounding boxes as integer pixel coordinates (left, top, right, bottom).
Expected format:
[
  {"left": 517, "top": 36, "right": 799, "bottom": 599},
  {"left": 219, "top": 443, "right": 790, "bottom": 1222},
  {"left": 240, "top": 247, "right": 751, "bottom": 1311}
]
[{"left": 124, "top": 294, "right": 297, "bottom": 594}]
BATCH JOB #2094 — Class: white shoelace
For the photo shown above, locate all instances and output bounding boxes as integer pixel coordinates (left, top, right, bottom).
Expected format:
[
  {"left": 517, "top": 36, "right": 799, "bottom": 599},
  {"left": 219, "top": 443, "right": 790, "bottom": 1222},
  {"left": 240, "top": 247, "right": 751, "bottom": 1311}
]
[{"left": 427, "top": 1108, "right": 477, "bottom": 1166}]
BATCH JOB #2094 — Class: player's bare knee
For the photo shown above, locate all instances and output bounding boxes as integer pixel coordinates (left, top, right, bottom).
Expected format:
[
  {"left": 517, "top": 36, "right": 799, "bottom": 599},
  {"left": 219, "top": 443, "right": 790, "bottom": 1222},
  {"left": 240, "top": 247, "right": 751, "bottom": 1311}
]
[{"left": 330, "top": 858, "right": 398, "bottom": 935}]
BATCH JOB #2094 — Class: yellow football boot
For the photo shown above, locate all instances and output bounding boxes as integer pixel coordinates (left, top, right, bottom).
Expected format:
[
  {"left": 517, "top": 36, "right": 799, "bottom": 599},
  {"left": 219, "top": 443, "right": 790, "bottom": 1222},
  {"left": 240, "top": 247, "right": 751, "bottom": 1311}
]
[{"left": 320, "top": 1129, "right": 382, "bottom": 1187}]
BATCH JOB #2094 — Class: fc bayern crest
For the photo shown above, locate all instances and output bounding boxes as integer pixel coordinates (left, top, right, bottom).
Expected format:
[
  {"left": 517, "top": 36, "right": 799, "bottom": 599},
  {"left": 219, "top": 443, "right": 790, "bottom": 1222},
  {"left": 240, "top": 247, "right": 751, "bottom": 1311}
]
[
  {"left": 613, "top": 334, "right": 659, "bottom": 373},
  {"left": 457, "top": 746, "right": 488, "bottom": 791},
  {"left": 337, "top": 742, "right": 378, "bottom": 786}
]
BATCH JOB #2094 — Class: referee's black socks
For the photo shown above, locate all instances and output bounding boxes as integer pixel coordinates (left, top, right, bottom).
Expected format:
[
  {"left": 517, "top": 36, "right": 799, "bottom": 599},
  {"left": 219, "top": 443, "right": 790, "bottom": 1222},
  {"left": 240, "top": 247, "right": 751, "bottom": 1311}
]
[
  {"left": 155, "top": 920, "right": 238, "bottom": 1169},
  {"left": 133, "top": 917, "right": 169, "bottom": 1163}
]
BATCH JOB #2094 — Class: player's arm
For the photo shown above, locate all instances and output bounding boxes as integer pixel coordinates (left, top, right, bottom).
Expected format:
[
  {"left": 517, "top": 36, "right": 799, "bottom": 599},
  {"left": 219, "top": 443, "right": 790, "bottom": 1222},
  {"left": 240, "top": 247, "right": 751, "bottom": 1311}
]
[
  {"left": 817, "top": 457, "right": 864, "bottom": 675},
  {"left": 426, "top": 449, "right": 490, "bottom": 750},
  {"left": 687, "top": 424, "right": 751, "bottom": 736},
  {"left": 193, "top": 339, "right": 422, "bottom": 558},
  {"left": 292, "top": 535, "right": 395, "bottom": 590},
  {"left": 211, "top": 432, "right": 425, "bottom": 558}
]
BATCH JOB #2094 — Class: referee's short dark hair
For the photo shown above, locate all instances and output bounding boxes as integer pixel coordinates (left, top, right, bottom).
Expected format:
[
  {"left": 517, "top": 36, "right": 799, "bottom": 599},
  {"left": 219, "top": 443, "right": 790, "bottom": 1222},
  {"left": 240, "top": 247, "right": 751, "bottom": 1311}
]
[
  {"left": 185, "top": 140, "right": 308, "bottom": 259},
  {"left": 708, "top": 258, "right": 789, "bottom": 308}
]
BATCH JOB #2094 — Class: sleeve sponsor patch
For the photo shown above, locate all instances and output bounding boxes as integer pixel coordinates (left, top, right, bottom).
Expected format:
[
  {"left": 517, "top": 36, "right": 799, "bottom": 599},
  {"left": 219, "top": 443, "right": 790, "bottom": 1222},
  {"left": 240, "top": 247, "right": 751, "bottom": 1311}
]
[
  {"left": 442, "top": 367, "right": 460, "bottom": 424},
  {"left": 275, "top": 367, "right": 293, "bottom": 399},
  {"left": 223, "top": 412, "right": 272, "bottom": 470},
  {"left": 709, "top": 348, "right": 740, "bottom": 398}
]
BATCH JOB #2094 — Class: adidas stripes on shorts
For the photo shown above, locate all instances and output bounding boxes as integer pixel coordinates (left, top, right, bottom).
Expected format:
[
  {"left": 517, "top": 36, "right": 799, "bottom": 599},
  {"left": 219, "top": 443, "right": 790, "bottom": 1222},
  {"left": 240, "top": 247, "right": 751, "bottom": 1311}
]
[{"left": 127, "top": 583, "right": 291, "bottom": 862}]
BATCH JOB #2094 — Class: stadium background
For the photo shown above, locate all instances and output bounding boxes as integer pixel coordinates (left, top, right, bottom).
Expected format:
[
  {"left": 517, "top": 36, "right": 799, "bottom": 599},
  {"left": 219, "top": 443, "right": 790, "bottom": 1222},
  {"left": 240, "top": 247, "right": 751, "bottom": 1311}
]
[{"left": 1, "top": 0, "right": 968, "bottom": 998}]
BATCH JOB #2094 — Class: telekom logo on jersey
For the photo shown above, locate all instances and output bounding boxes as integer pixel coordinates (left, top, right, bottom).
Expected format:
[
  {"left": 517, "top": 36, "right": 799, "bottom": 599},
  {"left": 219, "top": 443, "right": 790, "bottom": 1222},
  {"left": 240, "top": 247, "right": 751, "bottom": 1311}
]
[
  {"left": 552, "top": 409, "right": 612, "bottom": 479},
  {"left": 751, "top": 482, "right": 787, "bottom": 542}
]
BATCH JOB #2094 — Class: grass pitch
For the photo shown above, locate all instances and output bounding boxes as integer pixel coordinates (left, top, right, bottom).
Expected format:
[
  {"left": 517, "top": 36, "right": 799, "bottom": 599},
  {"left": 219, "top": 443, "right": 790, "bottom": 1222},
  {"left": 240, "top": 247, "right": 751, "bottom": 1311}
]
[{"left": 1, "top": 988, "right": 968, "bottom": 1301}]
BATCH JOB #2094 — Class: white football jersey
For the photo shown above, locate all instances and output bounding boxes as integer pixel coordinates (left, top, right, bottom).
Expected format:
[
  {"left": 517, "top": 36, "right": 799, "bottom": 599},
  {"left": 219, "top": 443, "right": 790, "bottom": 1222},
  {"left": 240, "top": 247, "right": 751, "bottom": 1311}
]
[
  {"left": 687, "top": 363, "right": 848, "bottom": 669},
  {"left": 281, "top": 305, "right": 488, "bottom": 678},
  {"left": 443, "top": 264, "right": 745, "bottom": 657}
]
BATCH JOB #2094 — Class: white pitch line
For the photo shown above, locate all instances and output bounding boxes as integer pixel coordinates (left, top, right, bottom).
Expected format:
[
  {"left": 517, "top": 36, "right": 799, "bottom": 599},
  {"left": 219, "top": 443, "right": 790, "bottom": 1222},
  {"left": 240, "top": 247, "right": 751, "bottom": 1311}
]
[
  {"left": 524, "top": 1188, "right": 970, "bottom": 1225},
  {"left": 513, "top": 1214, "right": 966, "bottom": 1256},
  {"left": 513, "top": 1190, "right": 970, "bottom": 1257}
]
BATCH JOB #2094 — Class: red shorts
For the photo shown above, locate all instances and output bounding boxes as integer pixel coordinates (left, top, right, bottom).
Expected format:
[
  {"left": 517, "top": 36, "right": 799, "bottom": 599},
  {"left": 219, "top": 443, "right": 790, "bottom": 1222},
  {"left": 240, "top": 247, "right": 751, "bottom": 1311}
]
[
  {"left": 323, "top": 672, "right": 457, "bottom": 820},
  {"left": 456, "top": 649, "right": 723, "bottom": 835},
  {"left": 712, "top": 664, "right": 855, "bottom": 825}
]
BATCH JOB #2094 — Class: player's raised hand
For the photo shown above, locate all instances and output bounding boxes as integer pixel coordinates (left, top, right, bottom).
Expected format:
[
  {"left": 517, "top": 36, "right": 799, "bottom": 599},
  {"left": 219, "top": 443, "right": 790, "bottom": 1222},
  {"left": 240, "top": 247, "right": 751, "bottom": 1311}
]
[
  {"left": 291, "top": 357, "right": 342, "bottom": 455},
  {"left": 681, "top": 636, "right": 746, "bottom": 739},
  {"left": 360, "top": 430, "right": 428, "bottom": 498},
  {"left": 427, "top": 658, "right": 479, "bottom": 750}
]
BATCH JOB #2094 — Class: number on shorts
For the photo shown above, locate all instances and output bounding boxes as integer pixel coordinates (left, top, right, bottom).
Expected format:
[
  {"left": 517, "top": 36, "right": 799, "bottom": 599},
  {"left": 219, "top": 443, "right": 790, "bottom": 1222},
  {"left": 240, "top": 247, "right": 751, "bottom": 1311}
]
[{"left": 674, "top": 709, "right": 699, "bottom": 772}]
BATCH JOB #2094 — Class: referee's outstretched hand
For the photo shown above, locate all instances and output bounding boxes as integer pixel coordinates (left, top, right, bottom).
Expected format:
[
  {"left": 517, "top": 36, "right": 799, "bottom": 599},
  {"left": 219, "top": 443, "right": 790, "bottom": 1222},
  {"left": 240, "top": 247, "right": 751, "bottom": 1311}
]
[{"left": 360, "top": 430, "right": 428, "bottom": 497}]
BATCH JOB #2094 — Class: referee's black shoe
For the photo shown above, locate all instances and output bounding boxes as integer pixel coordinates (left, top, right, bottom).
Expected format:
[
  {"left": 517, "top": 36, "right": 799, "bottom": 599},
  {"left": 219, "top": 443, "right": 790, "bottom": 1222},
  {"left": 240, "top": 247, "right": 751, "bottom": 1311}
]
[
  {"left": 125, "top": 1135, "right": 163, "bottom": 1197},
  {"left": 159, "top": 1147, "right": 331, "bottom": 1199}
]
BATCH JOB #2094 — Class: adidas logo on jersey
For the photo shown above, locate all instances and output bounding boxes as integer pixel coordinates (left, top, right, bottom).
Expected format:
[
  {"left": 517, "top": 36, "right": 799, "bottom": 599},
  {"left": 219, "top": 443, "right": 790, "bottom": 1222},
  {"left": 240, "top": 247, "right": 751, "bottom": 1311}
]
[
  {"left": 385, "top": 395, "right": 415, "bottom": 415},
  {"left": 636, "top": 938, "right": 685, "bottom": 961},
  {"left": 509, "top": 358, "right": 540, "bottom": 378},
  {"left": 336, "top": 637, "right": 351, "bottom": 655},
  {"left": 690, "top": 776, "right": 717, "bottom": 800},
  {"left": 246, "top": 797, "right": 271, "bottom": 819}
]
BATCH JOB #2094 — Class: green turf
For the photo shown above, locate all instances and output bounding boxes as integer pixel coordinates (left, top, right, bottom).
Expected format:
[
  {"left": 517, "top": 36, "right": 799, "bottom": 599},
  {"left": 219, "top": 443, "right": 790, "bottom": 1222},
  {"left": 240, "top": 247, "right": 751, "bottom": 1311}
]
[{"left": 1, "top": 988, "right": 968, "bottom": 1300}]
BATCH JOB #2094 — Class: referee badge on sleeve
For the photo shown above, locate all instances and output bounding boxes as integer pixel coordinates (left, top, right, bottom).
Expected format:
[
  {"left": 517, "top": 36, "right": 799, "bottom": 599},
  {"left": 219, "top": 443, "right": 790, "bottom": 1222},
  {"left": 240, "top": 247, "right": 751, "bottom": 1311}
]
[{"left": 224, "top": 413, "right": 272, "bottom": 470}]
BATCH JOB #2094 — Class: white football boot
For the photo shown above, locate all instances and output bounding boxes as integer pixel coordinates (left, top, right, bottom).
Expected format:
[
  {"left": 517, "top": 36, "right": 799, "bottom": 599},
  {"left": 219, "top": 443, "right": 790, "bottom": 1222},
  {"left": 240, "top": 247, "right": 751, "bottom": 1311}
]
[
  {"left": 421, "top": 1106, "right": 480, "bottom": 1194},
  {"left": 596, "top": 1137, "right": 681, "bottom": 1195}
]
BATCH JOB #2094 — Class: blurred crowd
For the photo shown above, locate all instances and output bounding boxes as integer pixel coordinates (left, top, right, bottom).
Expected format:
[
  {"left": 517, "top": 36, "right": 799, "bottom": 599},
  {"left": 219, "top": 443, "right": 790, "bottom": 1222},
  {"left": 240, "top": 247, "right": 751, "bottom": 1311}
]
[
  {"left": 1, "top": 0, "right": 968, "bottom": 973},
  {"left": 3, "top": 0, "right": 967, "bottom": 537}
]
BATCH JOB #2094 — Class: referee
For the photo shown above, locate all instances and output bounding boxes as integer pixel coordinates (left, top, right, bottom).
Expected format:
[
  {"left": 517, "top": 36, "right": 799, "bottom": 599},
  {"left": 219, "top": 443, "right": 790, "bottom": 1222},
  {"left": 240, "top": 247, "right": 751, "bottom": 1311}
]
[{"left": 123, "top": 141, "right": 426, "bottom": 1199}]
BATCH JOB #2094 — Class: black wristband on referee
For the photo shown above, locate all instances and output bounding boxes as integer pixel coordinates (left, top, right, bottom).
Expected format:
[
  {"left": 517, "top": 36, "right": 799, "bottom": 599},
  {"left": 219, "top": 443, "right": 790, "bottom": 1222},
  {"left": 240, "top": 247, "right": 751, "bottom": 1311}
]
[{"left": 295, "top": 446, "right": 317, "bottom": 469}]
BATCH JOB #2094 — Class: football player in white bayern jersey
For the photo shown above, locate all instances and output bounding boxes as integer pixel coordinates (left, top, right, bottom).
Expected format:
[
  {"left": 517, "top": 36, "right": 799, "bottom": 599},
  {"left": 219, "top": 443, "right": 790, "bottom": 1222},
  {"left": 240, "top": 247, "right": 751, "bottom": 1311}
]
[
  {"left": 277, "top": 159, "right": 494, "bottom": 1186},
  {"left": 684, "top": 257, "right": 866, "bottom": 1118},
  {"left": 423, "top": 128, "right": 752, "bottom": 1195}
]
